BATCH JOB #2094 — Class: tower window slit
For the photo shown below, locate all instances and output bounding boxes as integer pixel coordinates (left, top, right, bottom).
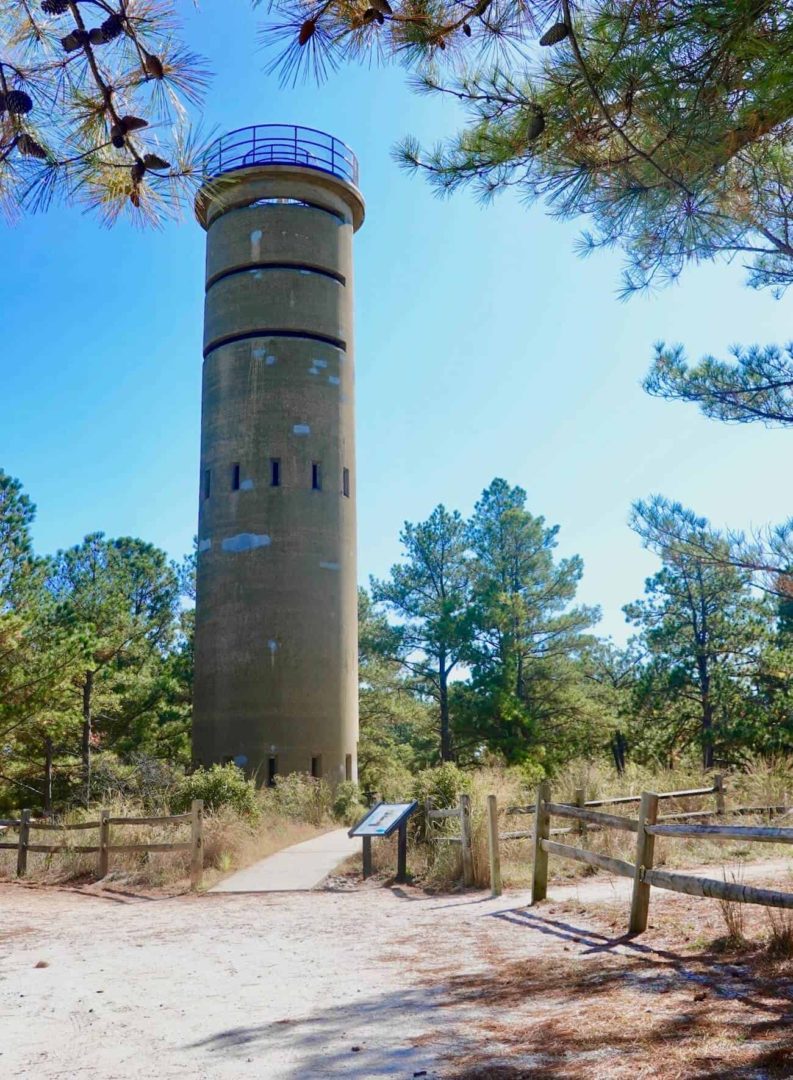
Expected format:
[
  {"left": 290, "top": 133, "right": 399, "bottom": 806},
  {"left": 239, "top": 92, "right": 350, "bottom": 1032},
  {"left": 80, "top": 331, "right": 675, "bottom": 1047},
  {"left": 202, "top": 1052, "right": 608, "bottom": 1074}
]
[
  {"left": 203, "top": 469, "right": 211, "bottom": 500},
  {"left": 311, "top": 755, "right": 322, "bottom": 779},
  {"left": 267, "top": 756, "right": 278, "bottom": 788},
  {"left": 342, "top": 467, "right": 350, "bottom": 498},
  {"left": 232, "top": 462, "right": 241, "bottom": 491},
  {"left": 270, "top": 458, "right": 281, "bottom": 487},
  {"left": 312, "top": 462, "right": 322, "bottom": 491},
  {"left": 345, "top": 754, "right": 352, "bottom": 782}
]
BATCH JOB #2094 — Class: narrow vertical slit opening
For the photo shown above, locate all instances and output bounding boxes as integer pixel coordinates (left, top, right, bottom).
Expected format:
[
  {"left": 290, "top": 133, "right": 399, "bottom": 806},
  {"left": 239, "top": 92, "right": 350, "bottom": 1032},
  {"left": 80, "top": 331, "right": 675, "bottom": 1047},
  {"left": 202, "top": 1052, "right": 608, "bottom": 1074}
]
[
  {"left": 203, "top": 469, "right": 211, "bottom": 500},
  {"left": 342, "top": 467, "right": 350, "bottom": 498},
  {"left": 311, "top": 755, "right": 322, "bottom": 779},
  {"left": 345, "top": 754, "right": 352, "bottom": 782},
  {"left": 267, "top": 756, "right": 277, "bottom": 788},
  {"left": 270, "top": 458, "right": 281, "bottom": 487},
  {"left": 311, "top": 462, "right": 322, "bottom": 491},
  {"left": 232, "top": 462, "right": 241, "bottom": 491}
]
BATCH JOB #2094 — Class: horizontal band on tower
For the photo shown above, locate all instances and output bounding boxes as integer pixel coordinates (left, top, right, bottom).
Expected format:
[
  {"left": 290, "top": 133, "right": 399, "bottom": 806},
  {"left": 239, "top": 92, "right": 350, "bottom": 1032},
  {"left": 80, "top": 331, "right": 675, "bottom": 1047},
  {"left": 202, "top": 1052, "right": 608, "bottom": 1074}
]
[
  {"left": 203, "top": 329, "right": 347, "bottom": 359},
  {"left": 211, "top": 198, "right": 347, "bottom": 227},
  {"left": 206, "top": 263, "right": 346, "bottom": 291}
]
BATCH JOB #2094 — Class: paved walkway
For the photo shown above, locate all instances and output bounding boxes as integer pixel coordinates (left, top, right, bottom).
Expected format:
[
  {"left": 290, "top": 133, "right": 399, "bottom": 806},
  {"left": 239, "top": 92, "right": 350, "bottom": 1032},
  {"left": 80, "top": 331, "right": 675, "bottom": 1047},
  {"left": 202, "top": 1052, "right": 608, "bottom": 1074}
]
[{"left": 209, "top": 827, "right": 359, "bottom": 893}]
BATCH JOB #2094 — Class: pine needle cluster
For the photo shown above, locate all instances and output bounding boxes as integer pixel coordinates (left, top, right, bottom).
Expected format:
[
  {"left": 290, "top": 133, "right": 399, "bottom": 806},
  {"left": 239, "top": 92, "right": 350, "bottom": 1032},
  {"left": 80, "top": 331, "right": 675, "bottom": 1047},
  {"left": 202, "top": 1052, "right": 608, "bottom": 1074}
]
[
  {"left": 259, "top": 0, "right": 793, "bottom": 293},
  {"left": 0, "top": 0, "right": 210, "bottom": 225}
]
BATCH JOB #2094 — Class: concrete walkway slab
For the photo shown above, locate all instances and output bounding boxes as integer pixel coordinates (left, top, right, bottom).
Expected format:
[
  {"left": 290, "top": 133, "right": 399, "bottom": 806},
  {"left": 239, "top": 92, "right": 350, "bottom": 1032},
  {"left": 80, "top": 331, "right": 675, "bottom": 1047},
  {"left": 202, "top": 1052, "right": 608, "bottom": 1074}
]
[{"left": 209, "top": 827, "right": 359, "bottom": 893}]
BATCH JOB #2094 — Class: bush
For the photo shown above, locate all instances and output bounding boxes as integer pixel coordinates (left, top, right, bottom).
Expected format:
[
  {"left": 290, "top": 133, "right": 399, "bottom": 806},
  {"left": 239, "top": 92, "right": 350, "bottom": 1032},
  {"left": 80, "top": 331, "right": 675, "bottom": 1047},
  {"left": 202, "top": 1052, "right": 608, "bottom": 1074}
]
[
  {"left": 171, "top": 763, "right": 260, "bottom": 820},
  {"left": 412, "top": 762, "right": 470, "bottom": 809},
  {"left": 262, "top": 772, "right": 332, "bottom": 826},
  {"left": 332, "top": 780, "right": 366, "bottom": 825}
]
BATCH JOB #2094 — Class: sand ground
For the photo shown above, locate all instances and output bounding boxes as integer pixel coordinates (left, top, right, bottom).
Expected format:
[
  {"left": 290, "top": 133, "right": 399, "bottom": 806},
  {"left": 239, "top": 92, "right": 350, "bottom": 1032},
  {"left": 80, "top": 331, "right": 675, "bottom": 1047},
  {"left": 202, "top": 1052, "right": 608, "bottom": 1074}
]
[{"left": 3, "top": 863, "right": 793, "bottom": 1080}]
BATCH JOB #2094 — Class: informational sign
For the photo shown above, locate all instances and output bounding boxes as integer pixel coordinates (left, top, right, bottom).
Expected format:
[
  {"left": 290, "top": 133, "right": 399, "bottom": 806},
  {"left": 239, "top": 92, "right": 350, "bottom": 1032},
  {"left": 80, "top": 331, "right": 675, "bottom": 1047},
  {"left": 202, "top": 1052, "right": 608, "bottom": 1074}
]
[{"left": 349, "top": 801, "right": 417, "bottom": 838}]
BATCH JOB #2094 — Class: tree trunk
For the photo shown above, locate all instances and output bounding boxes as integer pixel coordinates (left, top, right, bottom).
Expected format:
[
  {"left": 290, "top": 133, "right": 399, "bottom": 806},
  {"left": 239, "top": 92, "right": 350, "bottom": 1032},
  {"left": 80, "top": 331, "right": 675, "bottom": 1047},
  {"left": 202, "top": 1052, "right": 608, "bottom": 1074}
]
[
  {"left": 43, "top": 736, "right": 53, "bottom": 814},
  {"left": 82, "top": 670, "right": 93, "bottom": 806},
  {"left": 439, "top": 665, "right": 453, "bottom": 762},
  {"left": 697, "top": 654, "right": 714, "bottom": 770}
]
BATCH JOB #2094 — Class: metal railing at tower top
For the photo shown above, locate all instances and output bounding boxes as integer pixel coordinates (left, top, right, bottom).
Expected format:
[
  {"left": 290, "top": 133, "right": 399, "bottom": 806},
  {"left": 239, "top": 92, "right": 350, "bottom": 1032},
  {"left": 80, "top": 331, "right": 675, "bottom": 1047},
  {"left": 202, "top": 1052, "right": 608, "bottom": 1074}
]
[{"left": 202, "top": 125, "right": 359, "bottom": 187}]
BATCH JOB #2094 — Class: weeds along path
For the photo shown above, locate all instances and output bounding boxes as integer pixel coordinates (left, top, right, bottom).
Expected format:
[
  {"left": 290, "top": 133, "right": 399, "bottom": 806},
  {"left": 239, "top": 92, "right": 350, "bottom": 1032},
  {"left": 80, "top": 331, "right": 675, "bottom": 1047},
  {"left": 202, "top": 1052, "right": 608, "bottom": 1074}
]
[{"left": 3, "top": 862, "right": 793, "bottom": 1079}]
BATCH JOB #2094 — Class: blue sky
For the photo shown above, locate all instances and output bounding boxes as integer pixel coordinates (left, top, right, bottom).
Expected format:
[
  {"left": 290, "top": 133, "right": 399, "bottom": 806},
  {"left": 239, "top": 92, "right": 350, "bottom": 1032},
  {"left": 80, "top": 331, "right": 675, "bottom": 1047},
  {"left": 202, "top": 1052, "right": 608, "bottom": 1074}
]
[{"left": 1, "top": 1, "right": 789, "bottom": 641}]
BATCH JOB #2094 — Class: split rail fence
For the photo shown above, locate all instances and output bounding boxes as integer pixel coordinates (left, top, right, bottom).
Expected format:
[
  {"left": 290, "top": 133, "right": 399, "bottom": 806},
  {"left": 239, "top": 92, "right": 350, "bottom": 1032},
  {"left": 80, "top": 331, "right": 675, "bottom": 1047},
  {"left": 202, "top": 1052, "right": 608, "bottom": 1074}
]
[
  {"left": 0, "top": 800, "right": 204, "bottom": 888},
  {"left": 518, "top": 782, "right": 793, "bottom": 933},
  {"left": 425, "top": 794, "right": 475, "bottom": 886}
]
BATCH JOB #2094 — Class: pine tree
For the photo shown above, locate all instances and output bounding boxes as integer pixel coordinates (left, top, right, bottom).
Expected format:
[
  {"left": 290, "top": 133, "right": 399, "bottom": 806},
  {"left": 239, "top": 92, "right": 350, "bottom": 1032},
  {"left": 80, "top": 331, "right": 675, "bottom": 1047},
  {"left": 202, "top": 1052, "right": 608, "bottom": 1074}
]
[
  {"left": 0, "top": 1, "right": 209, "bottom": 223},
  {"left": 260, "top": 0, "right": 793, "bottom": 295}
]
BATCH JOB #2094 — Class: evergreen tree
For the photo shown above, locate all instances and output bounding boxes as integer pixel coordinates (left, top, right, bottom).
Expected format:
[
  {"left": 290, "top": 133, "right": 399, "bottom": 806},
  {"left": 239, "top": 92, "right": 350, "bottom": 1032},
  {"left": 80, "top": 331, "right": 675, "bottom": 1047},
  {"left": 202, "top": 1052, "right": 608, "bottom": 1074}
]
[
  {"left": 644, "top": 342, "right": 793, "bottom": 427},
  {"left": 627, "top": 499, "right": 771, "bottom": 767},
  {"left": 47, "top": 533, "right": 180, "bottom": 802},
  {"left": 261, "top": 0, "right": 793, "bottom": 296},
  {"left": 357, "top": 589, "right": 435, "bottom": 795},
  {"left": 371, "top": 505, "right": 473, "bottom": 761},
  {"left": 455, "top": 478, "right": 599, "bottom": 765}
]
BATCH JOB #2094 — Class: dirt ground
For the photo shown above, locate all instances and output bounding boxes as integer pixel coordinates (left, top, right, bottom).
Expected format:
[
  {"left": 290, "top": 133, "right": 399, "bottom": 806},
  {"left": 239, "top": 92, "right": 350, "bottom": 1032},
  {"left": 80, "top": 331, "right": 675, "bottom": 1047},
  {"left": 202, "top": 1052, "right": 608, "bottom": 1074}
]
[{"left": 3, "top": 865, "right": 793, "bottom": 1079}]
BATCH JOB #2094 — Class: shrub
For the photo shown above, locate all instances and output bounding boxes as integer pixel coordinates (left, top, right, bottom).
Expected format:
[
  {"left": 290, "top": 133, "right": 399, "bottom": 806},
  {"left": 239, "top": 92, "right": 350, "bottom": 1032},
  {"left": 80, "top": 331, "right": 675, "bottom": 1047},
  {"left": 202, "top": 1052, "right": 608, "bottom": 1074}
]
[
  {"left": 412, "top": 762, "right": 470, "bottom": 809},
  {"left": 171, "top": 763, "right": 260, "bottom": 820},
  {"left": 262, "top": 772, "right": 332, "bottom": 825},
  {"left": 332, "top": 780, "right": 366, "bottom": 825}
]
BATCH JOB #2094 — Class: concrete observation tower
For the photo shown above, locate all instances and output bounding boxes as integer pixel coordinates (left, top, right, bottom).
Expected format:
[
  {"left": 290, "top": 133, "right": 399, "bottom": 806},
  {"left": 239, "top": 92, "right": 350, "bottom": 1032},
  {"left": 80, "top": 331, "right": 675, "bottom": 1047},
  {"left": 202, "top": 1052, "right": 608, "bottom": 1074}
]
[{"left": 192, "top": 125, "right": 365, "bottom": 786}]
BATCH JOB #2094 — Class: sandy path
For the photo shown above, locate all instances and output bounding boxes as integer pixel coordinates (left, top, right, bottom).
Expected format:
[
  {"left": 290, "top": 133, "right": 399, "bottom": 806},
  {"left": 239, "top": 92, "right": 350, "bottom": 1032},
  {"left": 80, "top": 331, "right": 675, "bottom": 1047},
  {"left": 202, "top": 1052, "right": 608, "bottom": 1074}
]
[
  {"left": 1, "top": 883, "right": 532, "bottom": 1080},
  {"left": 3, "top": 863, "right": 793, "bottom": 1080}
]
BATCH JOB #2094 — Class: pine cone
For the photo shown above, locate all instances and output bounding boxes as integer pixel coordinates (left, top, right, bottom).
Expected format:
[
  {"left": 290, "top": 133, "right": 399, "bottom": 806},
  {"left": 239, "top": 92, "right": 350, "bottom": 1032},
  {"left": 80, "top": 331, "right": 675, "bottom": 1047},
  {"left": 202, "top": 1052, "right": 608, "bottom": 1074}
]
[
  {"left": 142, "top": 51, "right": 164, "bottom": 78},
  {"left": 539, "top": 22, "right": 570, "bottom": 46},
  {"left": 41, "top": 0, "right": 70, "bottom": 13},
  {"left": 61, "top": 29, "right": 88, "bottom": 51},
  {"left": 17, "top": 133, "right": 47, "bottom": 159},
  {"left": 298, "top": 20, "right": 316, "bottom": 46},
  {"left": 527, "top": 109, "right": 545, "bottom": 140},
  {"left": 101, "top": 14, "right": 124, "bottom": 40},
  {"left": 5, "top": 90, "right": 33, "bottom": 115},
  {"left": 143, "top": 153, "right": 170, "bottom": 171}
]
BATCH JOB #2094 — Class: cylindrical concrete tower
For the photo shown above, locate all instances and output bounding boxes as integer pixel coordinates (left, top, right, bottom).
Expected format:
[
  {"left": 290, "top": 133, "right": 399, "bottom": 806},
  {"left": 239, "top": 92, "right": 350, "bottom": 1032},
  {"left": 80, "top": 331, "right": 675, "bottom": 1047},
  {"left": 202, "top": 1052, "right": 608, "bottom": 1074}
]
[{"left": 192, "top": 125, "right": 365, "bottom": 786}]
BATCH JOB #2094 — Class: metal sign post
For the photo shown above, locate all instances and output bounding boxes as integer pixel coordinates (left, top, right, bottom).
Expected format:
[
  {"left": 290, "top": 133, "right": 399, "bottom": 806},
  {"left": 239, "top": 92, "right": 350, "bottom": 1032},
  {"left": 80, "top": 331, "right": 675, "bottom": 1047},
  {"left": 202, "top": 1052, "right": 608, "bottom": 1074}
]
[{"left": 348, "top": 802, "right": 417, "bottom": 883}]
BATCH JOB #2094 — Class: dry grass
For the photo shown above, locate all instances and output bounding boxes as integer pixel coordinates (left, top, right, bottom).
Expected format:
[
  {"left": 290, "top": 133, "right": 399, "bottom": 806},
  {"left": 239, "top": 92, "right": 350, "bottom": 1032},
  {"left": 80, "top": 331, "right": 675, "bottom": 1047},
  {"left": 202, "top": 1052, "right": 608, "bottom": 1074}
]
[
  {"left": 0, "top": 795, "right": 329, "bottom": 891},
  {"left": 355, "top": 758, "right": 793, "bottom": 894}
]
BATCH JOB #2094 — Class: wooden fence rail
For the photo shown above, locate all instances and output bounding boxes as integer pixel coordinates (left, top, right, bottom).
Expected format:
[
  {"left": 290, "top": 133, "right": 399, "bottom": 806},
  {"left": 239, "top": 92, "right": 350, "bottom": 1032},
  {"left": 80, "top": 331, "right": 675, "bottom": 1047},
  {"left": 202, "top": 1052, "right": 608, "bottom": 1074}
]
[
  {"left": 517, "top": 785, "right": 793, "bottom": 935},
  {"left": 425, "top": 794, "right": 474, "bottom": 887},
  {"left": 506, "top": 776, "right": 727, "bottom": 818},
  {"left": 0, "top": 801, "right": 203, "bottom": 888}
]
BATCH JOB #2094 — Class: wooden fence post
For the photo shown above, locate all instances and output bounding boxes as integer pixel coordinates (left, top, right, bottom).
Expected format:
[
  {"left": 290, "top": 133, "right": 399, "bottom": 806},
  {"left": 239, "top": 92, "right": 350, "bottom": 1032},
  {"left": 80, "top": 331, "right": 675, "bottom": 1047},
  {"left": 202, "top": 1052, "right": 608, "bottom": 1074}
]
[
  {"left": 190, "top": 799, "right": 204, "bottom": 889},
  {"left": 574, "top": 787, "right": 587, "bottom": 840},
  {"left": 396, "top": 820, "right": 408, "bottom": 884},
  {"left": 629, "top": 791, "right": 658, "bottom": 935},
  {"left": 16, "top": 809, "right": 31, "bottom": 878},
  {"left": 487, "top": 794, "right": 502, "bottom": 898},
  {"left": 531, "top": 781, "right": 551, "bottom": 904},
  {"left": 459, "top": 794, "right": 474, "bottom": 887},
  {"left": 98, "top": 809, "right": 110, "bottom": 878},
  {"left": 714, "top": 774, "right": 726, "bottom": 816},
  {"left": 362, "top": 835, "right": 373, "bottom": 879}
]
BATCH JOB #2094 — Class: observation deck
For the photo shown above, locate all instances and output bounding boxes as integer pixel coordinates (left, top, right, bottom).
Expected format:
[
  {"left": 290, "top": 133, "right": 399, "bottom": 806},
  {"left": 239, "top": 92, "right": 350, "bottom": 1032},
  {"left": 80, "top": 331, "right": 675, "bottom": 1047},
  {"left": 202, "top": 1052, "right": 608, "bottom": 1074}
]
[{"left": 202, "top": 124, "right": 359, "bottom": 187}]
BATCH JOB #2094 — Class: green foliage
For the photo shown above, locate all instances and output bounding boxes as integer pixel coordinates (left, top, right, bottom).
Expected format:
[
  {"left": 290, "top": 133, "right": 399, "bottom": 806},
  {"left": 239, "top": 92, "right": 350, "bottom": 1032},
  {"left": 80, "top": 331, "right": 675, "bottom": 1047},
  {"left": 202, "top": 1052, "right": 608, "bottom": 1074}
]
[
  {"left": 0, "top": 3, "right": 210, "bottom": 225},
  {"left": 171, "top": 763, "right": 260, "bottom": 819},
  {"left": 626, "top": 499, "right": 779, "bottom": 768},
  {"left": 262, "top": 772, "right": 332, "bottom": 826},
  {"left": 411, "top": 761, "right": 471, "bottom": 808},
  {"left": 261, "top": 0, "right": 793, "bottom": 297},
  {"left": 645, "top": 342, "right": 793, "bottom": 427},
  {"left": 331, "top": 780, "right": 366, "bottom": 824},
  {"left": 454, "top": 479, "right": 600, "bottom": 768},
  {"left": 357, "top": 588, "right": 437, "bottom": 794},
  {"left": 371, "top": 506, "right": 472, "bottom": 760}
]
